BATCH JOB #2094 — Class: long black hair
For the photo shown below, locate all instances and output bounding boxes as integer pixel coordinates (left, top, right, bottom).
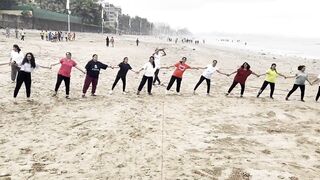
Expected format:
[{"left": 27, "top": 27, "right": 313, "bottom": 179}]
[
  {"left": 298, "top": 65, "right": 305, "bottom": 71},
  {"left": 241, "top": 62, "right": 251, "bottom": 70},
  {"left": 123, "top": 57, "right": 128, "bottom": 63},
  {"left": 22, "top": 52, "right": 36, "bottom": 68},
  {"left": 150, "top": 56, "right": 155, "bottom": 68},
  {"left": 13, "top": 44, "right": 21, "bottom": 53}
]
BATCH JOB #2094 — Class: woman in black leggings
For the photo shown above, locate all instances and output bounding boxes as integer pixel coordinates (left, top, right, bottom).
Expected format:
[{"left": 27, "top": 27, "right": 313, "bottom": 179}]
[
  {"left": 136, "top": 56, "right": 156, "bottom": 95},
  {"left": 110, "top": 57, "right": 138, "bottom": 95},
  {"left": 13, "top": 53, "right": 50, "bottom": 102},
  {"left": 285, "top": 65, "right": 312, "bottom": 102}
]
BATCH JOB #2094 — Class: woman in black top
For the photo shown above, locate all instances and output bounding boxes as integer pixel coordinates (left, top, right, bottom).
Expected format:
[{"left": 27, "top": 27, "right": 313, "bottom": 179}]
[
  {"left": 110, "top": 57, "right": 138, "bottom": 95},
  {"left": 82, "top": 54, "right": 111, "bottom": 97}
]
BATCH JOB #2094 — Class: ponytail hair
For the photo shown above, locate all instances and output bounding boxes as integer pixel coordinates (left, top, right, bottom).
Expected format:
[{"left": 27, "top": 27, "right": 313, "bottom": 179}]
[
  {"left": 149, "top": 56, "right": 155, "bottom": 68},
  {"left": 13, "top": 44, "right": 21, "bottom": 53}
]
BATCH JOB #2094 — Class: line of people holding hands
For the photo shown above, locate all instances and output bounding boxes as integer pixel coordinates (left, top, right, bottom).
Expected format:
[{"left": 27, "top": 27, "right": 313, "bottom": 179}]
[{"left": 3, "top": 44, "right": 320, "bottom": 103}]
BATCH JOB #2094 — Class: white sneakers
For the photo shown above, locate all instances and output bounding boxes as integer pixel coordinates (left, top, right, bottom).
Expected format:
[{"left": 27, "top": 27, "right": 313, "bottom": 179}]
[{"left": 109, "top": 90, "right": 113, "bottom": 95}]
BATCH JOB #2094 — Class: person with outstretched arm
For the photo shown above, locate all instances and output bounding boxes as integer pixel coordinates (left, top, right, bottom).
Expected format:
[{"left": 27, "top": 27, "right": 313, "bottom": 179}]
[
  {"left": 153, "top": 48, "right": 167, "bottom": 85},
  {"left": 226, "top": 62, "right": 260, "bottom": 97},
  {"left": 136, "top": 56, "right": 156, "bottom": 96},
  {"left": 51, "top": 52, "right": 85, "bottom": 99},
  {"left": 13, "top": 53, "right": 51, "bottom": 102},
  {"left": 164, "top": 57, "right": 198, "bottom": 95},
  {"left": 257, "top": 63, "right": 287, "bottom": 99},
  {"left": 193, "top": 59, "right": 229, "bottom": 96},
  {"left": 82, "top": 54, "right": 112, "bottom": 98},
  {"left": 285, "top": 65, "right": 312, "bottom": 102},
  {"left": 110, "top": 57, "right": 138, "bottom": 95}
]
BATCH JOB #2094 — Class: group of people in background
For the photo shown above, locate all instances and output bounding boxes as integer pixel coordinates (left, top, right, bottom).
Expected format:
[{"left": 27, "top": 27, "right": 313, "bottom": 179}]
[
  {"left": 5, "top": 27, "right": 25, "bottom": 40},
  {"left": 2, "top": 44, "right": 320, "bottom": 103},
  {"left": 40, "top": 30, "right": 76, "bottom": 42}
]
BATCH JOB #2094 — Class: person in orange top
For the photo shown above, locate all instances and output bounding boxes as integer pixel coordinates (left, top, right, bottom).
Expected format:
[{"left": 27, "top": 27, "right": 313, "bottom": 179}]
[{"left": 165, "top": 57, "right": 198, "bottom": 95}]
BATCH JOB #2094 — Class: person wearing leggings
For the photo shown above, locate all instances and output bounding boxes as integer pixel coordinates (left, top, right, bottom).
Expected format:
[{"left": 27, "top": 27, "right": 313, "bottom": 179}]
[
  {"left": 51, "top": 52, "right": 85, "bottom": 99},
  {"left": 286, "top": 65, "right": 312, "bottom": 102},
  {"left": 137, "top": 56, "right": 156, "bottom": 95},
  {"left": 226, "top": 62, "right": 260, "bottom": 97},
  {"left": 152, "top": 48, "right": 166, "bottom": 85},
  {"left": 13, "top": 53, "right": 50, "bottom": 102},
  {"left": 193, "top": 60, "right": 228, "bottom": 95},
  {"left": 257, "top": 63, "right": 287, "bottom": 99},
  {"left": 82, "top": 54, "right": 111, "bottom": 98},
  {"left": 110, "top": 57, "right": 138, "bottom": 95},
  {"left": 165, "top": 57, "right": 198, "bottom": 95},
  {"left": 312, "top": 74, "right": 320, "bottom": 101}
]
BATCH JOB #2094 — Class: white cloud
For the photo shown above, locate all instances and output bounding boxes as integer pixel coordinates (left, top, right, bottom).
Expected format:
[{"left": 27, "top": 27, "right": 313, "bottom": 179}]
[{"left": 107, "top": 0, "right": 320, "bottom": 38}]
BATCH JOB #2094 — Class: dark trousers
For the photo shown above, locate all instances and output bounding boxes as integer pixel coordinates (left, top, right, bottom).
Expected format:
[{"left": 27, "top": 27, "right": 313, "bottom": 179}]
[
  {"left": 258, "top": 81, "right": 275, "bottom": 97},
  {"left": 82, "top": 75, "right": 98, "bottom": 94},
  {"left": 54, "top": 74, "right": 70, "bottom": 95},
  {"left": 153, "top": 69, "right": 161, "bottom": 84},
  {"left": 11, "top": 64, "right": 20, "bottom": 82},
  {"left": 286, "top": 84, "right": 305, "bottom": 100},
  {"left": 112, "top": 76, "right": 126, "bottom": 92},
  {"left": 138, "top": 75, "right": 153, "bottom": 93},
  {"left": 316, "top": 86, "right": 320, "bottom": 101},
  {"left": 194, "top": 75, "right": 211, "bottom": 93},
  {"left": 14, "top": 71, "right": 31, "bottom": 98},
  {"left": 167, "top": 76, "right": 182, "bottom": 93},
  {"left": 21, "top": 35, "right": 25, "bottom": 41},
  {"left": 228, "top": 81, "right": 245, "bottom": 95}
]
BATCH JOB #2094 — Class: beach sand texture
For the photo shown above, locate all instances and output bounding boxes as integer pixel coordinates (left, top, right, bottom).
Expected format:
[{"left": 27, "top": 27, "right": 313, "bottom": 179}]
[{"left": 0, "top": 31, "right": 319, "bottom": 179}]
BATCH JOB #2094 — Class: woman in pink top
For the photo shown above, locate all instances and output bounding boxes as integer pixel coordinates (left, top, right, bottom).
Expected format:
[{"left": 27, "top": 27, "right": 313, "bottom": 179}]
[
  {"left": 51, "top": 52, "right": 85, "bottom": 99},
  {"left": 164, "top": 57, "right": 198, "bottom": 95}
]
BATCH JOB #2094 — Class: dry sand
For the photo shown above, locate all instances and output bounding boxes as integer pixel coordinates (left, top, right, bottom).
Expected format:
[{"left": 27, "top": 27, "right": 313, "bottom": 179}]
[{"left": 0, "top": 30, "right": 319, "bottom": 179}]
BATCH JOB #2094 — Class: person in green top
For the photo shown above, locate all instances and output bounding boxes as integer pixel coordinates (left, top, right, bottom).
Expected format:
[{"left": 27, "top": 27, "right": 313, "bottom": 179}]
[{"left": 257, "top": 63, "right": 286, "bottom": 99}]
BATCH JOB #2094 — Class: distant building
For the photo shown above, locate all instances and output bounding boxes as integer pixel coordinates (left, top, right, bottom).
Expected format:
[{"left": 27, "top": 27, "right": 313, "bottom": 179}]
[{"left": 103, "top": 2, "right": 121, "bottom": 29}]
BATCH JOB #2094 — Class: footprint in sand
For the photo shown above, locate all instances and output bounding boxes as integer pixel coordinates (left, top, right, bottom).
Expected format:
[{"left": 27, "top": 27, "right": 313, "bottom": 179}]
[{"left": 227, "top": 168, "right": 251, "bottom": 180}]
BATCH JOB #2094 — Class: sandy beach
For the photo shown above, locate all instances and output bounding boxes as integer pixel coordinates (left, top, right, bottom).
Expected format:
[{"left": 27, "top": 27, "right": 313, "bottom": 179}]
[{"left": 0, "top": 30, "right": 319, "bottom": 179}]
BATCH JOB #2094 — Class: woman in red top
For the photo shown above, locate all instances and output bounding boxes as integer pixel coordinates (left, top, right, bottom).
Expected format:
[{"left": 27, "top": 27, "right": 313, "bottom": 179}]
[
  {"left": 165, "top": 57, "right": 198, "bottom": 95},
  {"left": 51, "top": 52, "right": 85, "bottom": 99},
  {"left": 226, "top": 62, "right": 260, "bottom": 97}
]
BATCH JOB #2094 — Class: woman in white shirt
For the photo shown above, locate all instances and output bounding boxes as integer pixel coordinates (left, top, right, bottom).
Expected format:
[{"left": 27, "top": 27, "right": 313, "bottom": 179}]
[
  {"left": 136, "top": 56, "right": 156, "bottom": 95},
  {"left": 13, "top": 53, "right": 50, "bottom": 101},
  {"left": 193, "top": 60, "right": 228, "bottom": 95},
  {"left": 312, "top": 74, "right": 320, "bottom": 101},
  {"left": 152, "top": 48, "right": 166, "bottom": 85},
  {"left": 9, "top": 44, "right": 24, "bottom": 82}
]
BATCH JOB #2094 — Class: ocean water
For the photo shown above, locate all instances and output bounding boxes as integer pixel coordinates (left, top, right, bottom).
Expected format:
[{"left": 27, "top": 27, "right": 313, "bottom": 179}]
[{"left": 201, "top": 33, "right": 320, "bottom": 60}]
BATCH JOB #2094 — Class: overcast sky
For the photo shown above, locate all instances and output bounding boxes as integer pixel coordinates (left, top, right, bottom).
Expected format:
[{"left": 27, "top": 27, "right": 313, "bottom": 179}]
[{"left": 106, "top": 0, "right": 320, "bottom": 38}]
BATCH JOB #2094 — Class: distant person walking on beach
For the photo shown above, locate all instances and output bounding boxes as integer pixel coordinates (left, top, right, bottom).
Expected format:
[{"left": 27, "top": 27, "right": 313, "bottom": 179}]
[
  {"left": 225, "top": 62, "right": 260, "bottom": 97},
  {"left": 5, "top": 27, "right": 10, "bottom": 38},
  {"left": 136, "top": 38, "right": 140, "bottom": 46},
  {"left": 312, "top": 73, "right": 320, "bottom": 101},
  {"left": 193, "top": 60, "right": 229, "bottom": 95},
  {"left": 257, "top": 63, "right": 287, "bottom": 99},
  {"left": 82, "top": 54, "right": 111, "bottom": 98},
  {"left": 165, "top": 57, "right": 198, "bottom": 95},
  {"left": 20, "top": 29, "right": 25, "bottom": 41},
  {"left": 110, "top": 37, "right": 115, "bottom": 47},
  {"left": 9, "top": 44, "right": 24, "bottom": 83},
  {"left": 153, "top": 48, "right": 167, "bottom": 85},
  {"left": 15, "top": 28, "right": 19, "bottom": 39},
  {"left": 13, "top": 53, "right": 51, "bottom": 101},
  {"left": 136, "top": 56, "right": 156, "bottom": 95},
  {"left": 106, "top": 36, "right": 109, "bottom": 47},
  {"left": 110, "top": 57, "right": 138, "bottom": 95},
  {"left": 285, "top": 65, "right": 312, "bottom": 102},
  {"left": 51, "top": 52, "right": 85, "bottom": 99},
  {"left": 40, "top": 30, "right": 44, "bottom": 40}
]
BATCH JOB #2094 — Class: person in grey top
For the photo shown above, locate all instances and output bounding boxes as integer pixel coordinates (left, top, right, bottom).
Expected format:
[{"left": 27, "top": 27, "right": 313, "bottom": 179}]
[{"left": 286, "top": 65, "right": 312, "bottom": 102}]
